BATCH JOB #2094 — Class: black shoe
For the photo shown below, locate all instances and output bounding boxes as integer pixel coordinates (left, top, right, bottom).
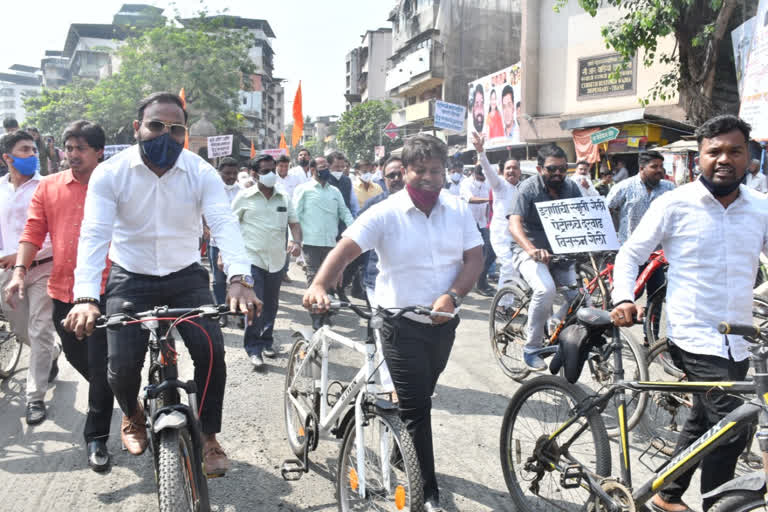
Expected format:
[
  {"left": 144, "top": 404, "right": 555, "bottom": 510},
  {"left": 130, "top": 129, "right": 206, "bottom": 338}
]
[
  {"left": 238, "top": 316, "right": 245, "bottom": 329},
  {"left": 25, "top": 400, "right": 46, "bottom": 425},
  {"left": 218, "top": 316, "right": 228, "bottom": 328},
  {"left": 424, "top": 499, "right": 444, "bottom": 512},
  {"left": 282, "top": 273, "right": 293, "bottom": 283},
  {"left": 476, "top": 286, "right": 495, "bottom": 297},
  {"left": 262, "top": 347, "right": 277, "bottom": 358},
  {"left": 48, "top": 355, "right": 59, "bottom": 383},
  {"left": 87, "top": 440, "right": 111, "bottom": 472}
]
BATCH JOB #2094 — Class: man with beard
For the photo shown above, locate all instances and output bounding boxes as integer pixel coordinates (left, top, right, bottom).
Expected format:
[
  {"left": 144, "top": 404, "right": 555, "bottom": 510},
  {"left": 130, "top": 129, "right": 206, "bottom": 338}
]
[
  {"left": 289, "top": 147, "right": 312, "bottom": 183},
  {"left": 64, "top": 92, "right": 260, "bottom": 476},
  {"left": 471, "top": 84, "right": 485, "bottom": 135},
  {"left": 610, "top": 115, "right": 766, "bottom": 512},
  {"left": 509, "top": 144, "right": 583, "bottom": 370}
]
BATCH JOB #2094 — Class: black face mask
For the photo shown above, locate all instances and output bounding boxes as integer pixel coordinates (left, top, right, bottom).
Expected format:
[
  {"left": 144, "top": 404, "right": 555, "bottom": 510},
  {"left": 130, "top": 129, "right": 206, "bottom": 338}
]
[{"left": 699, "top": 173, "right": 741, "bottom": 197}]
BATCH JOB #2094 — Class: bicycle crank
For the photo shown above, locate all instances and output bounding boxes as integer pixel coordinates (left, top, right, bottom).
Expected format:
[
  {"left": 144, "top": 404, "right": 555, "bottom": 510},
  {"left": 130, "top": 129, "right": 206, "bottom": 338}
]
[{"left": 587, "top": 479, "right": 636, "bottom": 512}]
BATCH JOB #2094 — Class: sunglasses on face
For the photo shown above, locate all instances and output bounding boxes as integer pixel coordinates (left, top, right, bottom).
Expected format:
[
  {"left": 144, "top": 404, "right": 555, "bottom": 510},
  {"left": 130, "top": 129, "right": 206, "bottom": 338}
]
[
  {"left": 544, "top": 165, "right": 568, "bottom": 174},
  {"left": 385, "top": 172, "right": 403, "bottom": 180},
  {"left": 145, "top": 120, "right": 187, "bottom": 138}
]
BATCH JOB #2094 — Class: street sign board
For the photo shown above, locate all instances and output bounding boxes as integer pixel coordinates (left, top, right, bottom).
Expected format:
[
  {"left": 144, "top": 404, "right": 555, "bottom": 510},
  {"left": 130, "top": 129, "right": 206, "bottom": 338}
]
[
  {"left": 590, "top": 127, "right": 620, "bottom": 145},
  {"left": 434, "top": 100, "right": 466, "bottom": 132},
  {"left": 384, "top": 122, "right": 398, "bottom": 140}
]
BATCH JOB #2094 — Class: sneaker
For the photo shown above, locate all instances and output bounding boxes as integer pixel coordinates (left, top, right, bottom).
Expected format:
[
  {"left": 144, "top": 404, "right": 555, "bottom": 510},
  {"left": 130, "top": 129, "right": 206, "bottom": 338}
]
[
  {"left": 523, "top": 349, "right": 547, "bottom": 371},
  {"left": 250, "top": 354, "right": 264, "bottom": 369},
  {"left": 262, "top": 347, "right": 277, "bottom": 358}
]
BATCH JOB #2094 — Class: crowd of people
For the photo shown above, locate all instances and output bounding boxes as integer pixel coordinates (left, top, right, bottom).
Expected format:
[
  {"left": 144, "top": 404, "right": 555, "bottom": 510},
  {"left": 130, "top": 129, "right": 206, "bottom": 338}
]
[{"left": 0, "top": 89, "right": 767, "bottom": 511}]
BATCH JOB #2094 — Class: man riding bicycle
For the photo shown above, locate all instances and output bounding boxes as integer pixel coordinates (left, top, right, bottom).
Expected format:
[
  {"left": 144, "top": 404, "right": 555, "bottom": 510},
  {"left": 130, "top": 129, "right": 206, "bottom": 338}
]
[{"left": 508, "top": 144, "right": 583, "bottom": 371}]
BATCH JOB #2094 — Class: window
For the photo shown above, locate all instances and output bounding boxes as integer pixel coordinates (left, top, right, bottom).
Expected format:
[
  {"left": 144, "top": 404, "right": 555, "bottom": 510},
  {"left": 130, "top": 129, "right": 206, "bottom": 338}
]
[
  {"left": 243, "top": 96, "right": 248, "bottom": 105},
  {"left": 1, "top": 100, "right": 14, "bottom": 109},
  {"left": 0, "top": 88, "right": 13, "bottom": 97}
]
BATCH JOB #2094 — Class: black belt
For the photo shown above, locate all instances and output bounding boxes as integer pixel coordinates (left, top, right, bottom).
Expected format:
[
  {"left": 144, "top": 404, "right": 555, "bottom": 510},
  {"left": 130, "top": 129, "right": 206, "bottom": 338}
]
[{"left": 30, "top": 257, "right": 53, "bottom": 269}]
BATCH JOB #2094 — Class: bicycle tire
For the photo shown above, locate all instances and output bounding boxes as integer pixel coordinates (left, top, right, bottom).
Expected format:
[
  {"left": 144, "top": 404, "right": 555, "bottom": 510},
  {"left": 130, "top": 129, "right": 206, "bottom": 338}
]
[
  {"left": 576, "top": 263, "right": 609, "bottom": 310},
  {"left": 157, "top": 428, "right": 207, "bottom": 512},
  {"left": 284, "top": 336, "right": 320, "bottom": 458},
  {"left": 500, "top": 375, "right": 611, "bottom": 511},
  {"left": 708, "top": 491, "right": 766, "bottom": 512},
  {"left": 643, "top": 286, "right": 668, "bottom": 347},
  {"left": 489, "top": 285, "right": 531, "bottom": 381},
  {"left": 0, "top": 311, "right": 22, "bottom": 379},
  {"left": 336, "top": 409, "right": 424, "bottom": 511}
]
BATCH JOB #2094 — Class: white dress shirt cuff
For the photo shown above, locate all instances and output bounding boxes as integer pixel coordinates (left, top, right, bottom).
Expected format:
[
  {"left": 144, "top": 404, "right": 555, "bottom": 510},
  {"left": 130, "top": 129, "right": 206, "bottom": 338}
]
[
  {"left": 226, "top": 263, "right": 252, "bottom": 279},
  {"left": 73, "top": 282, "right": 102, "bottom": 301}
]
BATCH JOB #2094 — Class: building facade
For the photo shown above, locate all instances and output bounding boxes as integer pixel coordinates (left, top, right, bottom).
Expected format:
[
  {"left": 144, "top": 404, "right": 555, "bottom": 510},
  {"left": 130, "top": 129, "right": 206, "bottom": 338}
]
[
  {"left": 345, "top": 28, "right": 393, "bottom": 110},
  {"left": 0, "top": 68, "right": 42, "bottom": 124}
]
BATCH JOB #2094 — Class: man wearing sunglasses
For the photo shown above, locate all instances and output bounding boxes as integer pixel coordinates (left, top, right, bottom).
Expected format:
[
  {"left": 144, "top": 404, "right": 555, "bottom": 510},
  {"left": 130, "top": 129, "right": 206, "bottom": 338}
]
[
  {"left": 64, "top": 92, "right": 260, "bottom": 477},
  {"left": 509, "top": 144, "right": 582, "bottom": 371}
]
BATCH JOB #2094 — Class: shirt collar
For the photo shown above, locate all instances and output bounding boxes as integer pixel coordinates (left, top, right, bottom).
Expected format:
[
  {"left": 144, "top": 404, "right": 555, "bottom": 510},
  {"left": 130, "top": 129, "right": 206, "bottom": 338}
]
[
  {"left": 692, "top": 178, "right": 751, "bottom": 207},
  {"left": 242, "top": 184, "right": 285, "bottom": 199},
  {"left": 392, "top": 188, "right": 447, "bottom": 213},
  {"left": 2, "top": 172, "right": 42, "bottom": 191}
]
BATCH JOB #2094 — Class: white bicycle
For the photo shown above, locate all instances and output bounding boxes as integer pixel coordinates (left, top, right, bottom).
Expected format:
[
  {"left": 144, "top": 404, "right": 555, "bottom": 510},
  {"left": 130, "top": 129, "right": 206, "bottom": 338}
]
[{"left": 281, "top": 297, "right": 453, "bottom": 512}]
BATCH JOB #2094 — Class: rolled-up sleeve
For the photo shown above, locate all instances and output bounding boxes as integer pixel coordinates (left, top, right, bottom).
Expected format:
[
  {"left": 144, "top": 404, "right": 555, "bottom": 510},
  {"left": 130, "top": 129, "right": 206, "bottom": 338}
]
[
  {"left": 201, "top": 169, "right": 251, "bottom": 278},
  {"left": 73, "top": 167, "right": 117, "bottom": 299},
  {"left": 479, "top": 152, "right": 504, "bottom": 193}
]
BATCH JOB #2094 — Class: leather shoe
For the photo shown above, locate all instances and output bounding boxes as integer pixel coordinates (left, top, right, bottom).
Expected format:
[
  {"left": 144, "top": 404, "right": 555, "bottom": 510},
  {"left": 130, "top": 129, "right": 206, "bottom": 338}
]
[
  {"left": 25, "top": 400, "right": 46, "bottom": 425},
  {"left": 48, "top": 355, "right": 59, "bottom": 383},
  {"left": 87, "top": 439, "right": 110, "bottom": 472},
  {"left": 203, "top": 437, "right": 230, "bottom": 477},
  {"left": 121, "top": 405, "right": 148, "bottom": 455},
  {"left": 424, "top": 499, "right": 444, "bottom": 512},
  {"left": 262, "top": 347, "right": 277, "bottom": 358}
]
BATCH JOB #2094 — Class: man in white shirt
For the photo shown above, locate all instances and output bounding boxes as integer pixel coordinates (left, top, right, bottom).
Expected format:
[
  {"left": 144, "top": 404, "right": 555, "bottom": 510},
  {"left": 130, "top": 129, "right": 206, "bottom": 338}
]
[
  {"left": 460, "top": 163, "right": 494, "bottom": 295},
  {"left": 744, "top": 158, "right": 767, "bottom": 193},
  {"left": 445, "top": 162, "right": 463, "bottom": 195},
  {"left": 64, "top": 92, "right": 260, "bottom": 477},
  {"left": 275, "top": 154, "right": 301, "bottom": 199},
  {"left": 611, "top": 115, "right": 766, "bottom": 512},
  {"left": 288, "top": 147, "right": 312, "bottom": 184},
  {"left": 568, "top": 160, "right": 600, "bottom": 197},
  {"left": 0, "top": 130, "right": 59, "bottom": 425},
  {"left": 612, "top": 159, "right": 630, "bottom": 183},
  {"left": 303, "top": 134, "right": 483, "bottom": 512}
]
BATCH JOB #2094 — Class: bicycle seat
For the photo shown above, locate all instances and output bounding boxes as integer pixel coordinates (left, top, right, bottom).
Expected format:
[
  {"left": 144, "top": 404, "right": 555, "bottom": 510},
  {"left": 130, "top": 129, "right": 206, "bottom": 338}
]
[{"left": 576, "top": 308, "right": 612, "bottom": 328}]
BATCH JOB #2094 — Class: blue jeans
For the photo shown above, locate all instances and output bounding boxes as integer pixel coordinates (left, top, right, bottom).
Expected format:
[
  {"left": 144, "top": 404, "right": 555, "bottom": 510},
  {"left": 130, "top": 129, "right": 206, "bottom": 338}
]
[
  {"left": 208, "top": 246, "right": 228, "bottom": 305},
  {"left": 478, "top": 227, "right": 496, "bottom": 287},
  {"left": 243, "top": 265, "right": 283, "bottom": 357}
]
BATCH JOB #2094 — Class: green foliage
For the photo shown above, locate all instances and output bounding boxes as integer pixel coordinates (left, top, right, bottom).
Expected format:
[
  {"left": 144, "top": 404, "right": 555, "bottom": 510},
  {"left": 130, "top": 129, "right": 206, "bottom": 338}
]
[
  {"left": 302, "top": 137, "right": 326, "bottom": 158},
  {"left": 24, "top": 11, "right": 257, "bottom": 143},
  {"left": 335, "top": 100, "right": 397, "bottom": 162}
]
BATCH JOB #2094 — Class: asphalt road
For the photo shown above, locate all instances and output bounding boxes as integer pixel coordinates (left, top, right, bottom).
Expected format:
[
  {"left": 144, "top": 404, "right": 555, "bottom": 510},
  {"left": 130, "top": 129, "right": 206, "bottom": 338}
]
[{"left": 0, "top": 263, "right": 717, "bottom": 511}]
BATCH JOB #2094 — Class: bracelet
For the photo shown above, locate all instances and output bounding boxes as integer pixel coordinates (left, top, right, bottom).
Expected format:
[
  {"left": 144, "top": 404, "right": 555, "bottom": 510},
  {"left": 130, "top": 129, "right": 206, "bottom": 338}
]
[
  {"left": 12, "top": 264, "right": 27, "bottom": 273},
  {"left": 73, "top": 297, "right": 100, "bottom": 305}
]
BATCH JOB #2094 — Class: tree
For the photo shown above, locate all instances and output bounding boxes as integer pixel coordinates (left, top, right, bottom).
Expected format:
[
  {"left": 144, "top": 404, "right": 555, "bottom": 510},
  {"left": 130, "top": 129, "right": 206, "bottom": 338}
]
[
  {"left": 557, "top": 0, "right": 757, "bottom": 124},
  {"left": 24, "top": 12, "right": 256, "bottom": 143},
  {"left": 335, "top": 100, "right": 398, "bottom": 162}
]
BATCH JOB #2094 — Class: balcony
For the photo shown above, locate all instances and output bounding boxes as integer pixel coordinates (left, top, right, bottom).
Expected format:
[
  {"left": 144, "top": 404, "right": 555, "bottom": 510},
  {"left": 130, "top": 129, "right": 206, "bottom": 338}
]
[
  {"left": 391, "top": 99, "right": 434, "bottom": 125},
  {"left": 386, "top": 43, "right": 443, "bottom": 98}
]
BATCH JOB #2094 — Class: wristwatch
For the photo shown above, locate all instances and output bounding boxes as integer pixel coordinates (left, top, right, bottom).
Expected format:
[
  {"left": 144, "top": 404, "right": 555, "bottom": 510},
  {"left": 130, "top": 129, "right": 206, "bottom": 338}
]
[
  {"left": 445, "top": 291, "right": 462, "bottom": 308},
  {"left": 229, "top": 274, "right": 255, "bottom": 289}
]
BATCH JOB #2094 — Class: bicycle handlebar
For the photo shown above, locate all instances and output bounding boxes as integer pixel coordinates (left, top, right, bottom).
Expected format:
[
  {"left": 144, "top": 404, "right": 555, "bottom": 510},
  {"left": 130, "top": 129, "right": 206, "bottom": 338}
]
[
  {"left": 718, "top": 322, "right": 761, "bottom": 340},
  {"left": 95, "top": 304, "right": 232, "bottom": 329}
]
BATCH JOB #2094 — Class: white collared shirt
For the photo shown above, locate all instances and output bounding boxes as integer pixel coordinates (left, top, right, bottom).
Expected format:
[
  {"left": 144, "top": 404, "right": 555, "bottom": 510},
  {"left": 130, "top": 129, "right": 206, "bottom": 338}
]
[
  {"left": 568, "top": 174, "right": 600, "bottom": 197},
  {"left": 478, "top": 153, "right": 519, "bottom": 248},
  {"left": 745, "top": 172, "right": 768, "bottom": 194},
  {"left": 73, "top": 146, "right": 251, "bottom": 299},
  {"left": 613, "top": 181, "right": 768, "bottom": 361},
  {"left": 276, "top": 172, "right": 302, "bottom": 200},
  {"left": 209, "top": 181, "right": 241, "bottom": 248},
  {"left": 0, "top": 173, "right": 52, "bottom": 259},
  {"left": 288, "top": 165, "right": 312, "bottom": 184},
  {"left": 446, "top": 180, "right": 462, "bottom": 196},
  {"left": 342, "top": 189, "right": 483, "bottom": 316},
  {"left": 459, "top": 176, "right": 490, "bottom": 227}
]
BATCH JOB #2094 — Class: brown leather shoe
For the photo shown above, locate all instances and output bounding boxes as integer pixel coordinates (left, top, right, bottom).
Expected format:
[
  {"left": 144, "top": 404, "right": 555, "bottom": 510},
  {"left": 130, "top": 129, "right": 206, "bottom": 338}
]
[
  {"left": 121, "top": 405, "right": 148, "bottom": 455},
  {"left": 203, "top": 437, "right": 230, "bottom": 477}
]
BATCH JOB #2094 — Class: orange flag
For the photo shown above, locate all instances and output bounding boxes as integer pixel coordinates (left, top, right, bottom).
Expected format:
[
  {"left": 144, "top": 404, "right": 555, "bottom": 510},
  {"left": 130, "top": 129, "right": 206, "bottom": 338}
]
[
  {"left": 179, "top": 88, "right": 189, "bottom": 149},
  {"left": 279, "top": 132, "right": 288, "bottom": 155},
  {"left": 250, "top": 139, "right": 256, "bottom": 159},
  {"left": 291, "top": 81, "right": 303, "bottom": 147}
]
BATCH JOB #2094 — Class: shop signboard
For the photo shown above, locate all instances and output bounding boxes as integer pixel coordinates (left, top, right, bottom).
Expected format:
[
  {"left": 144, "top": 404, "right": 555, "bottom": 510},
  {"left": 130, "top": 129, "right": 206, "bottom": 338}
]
[
  {"left": 590, "top": 127, "right": 620, "bottom": 145},
  {"left": 577, "top": 53, "right": 636, "bottom": 99}
]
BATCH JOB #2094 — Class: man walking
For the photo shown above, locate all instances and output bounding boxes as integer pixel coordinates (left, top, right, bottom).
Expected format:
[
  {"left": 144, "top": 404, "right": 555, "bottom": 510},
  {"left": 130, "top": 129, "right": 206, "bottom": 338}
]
[
  {"left": 4, "top": 121, "right": 114, "bottom": 471},
  {"left": 233, "top": 154, "right": 302, "bottom": 369},
  {"left": 745, "top": 159, "right": 767, "bottom": 193},
  {"left": 0, "top": 130, "right": 60, "bottom": 426},
  {"left": 460, "top": 164, "right": 494, "bottom": 295},
  {"left": 352, "top": 158, "right": 383, "bottom": 209},
  {"left": 327, "top": 151, "right": 359, "bottom": 217},
  {"left": 288, "top": 147, "right": 312, "bottom": 183}
]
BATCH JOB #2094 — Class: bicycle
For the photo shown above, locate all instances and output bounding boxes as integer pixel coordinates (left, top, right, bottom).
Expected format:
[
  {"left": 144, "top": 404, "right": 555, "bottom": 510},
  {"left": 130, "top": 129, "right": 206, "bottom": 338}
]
[
  {"left": 97, "top": 303, "right": 233, "bottom": 512},
  {"left": 500, "top": 309, "right": 768, "bottom": 512},
  {"left": 0, "top": 308, "right": 23, "bottom": 379},
  {"left": 281, "top": 297, "right": 454, "bottom": 511}
]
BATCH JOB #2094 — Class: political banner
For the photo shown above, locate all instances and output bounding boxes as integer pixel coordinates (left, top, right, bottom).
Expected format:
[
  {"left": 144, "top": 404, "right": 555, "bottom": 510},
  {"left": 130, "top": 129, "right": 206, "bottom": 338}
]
[
  {"left": 207, "top": 135, "right": 234, "bottom": 158},
  {"left": 103, "top": 145, "right": 131, "bottom": 159},
  {"left": 434, "top": 100, "right": 466, "bottom": 132},
  {"left": 261, "top": 148, "right": 288, "bottom": 158},
  {"left": 739, "top": 0, "right": 768, "bottom": 141},
  {"left": 732, "top": 16, "right": 757, "bottom": 98},
  {"left": 536, "top": 197, "right": 619, "bottom": 254},
  {"left": 466, "top": 62, "right": 524, "bottom": 149}
]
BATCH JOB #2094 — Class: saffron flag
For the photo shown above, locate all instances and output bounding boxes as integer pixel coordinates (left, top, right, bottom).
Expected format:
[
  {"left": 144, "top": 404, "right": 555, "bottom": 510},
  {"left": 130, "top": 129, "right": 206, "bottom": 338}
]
[
  {"left": 250, "top": 140, "right": 256, "bottom": 159},
  {"left": 291, "top": 81, "right": 303, "bottom": 147},
  {"left": 279, "top": 132, "right": 288, "bottom": 155},
  {"left": 179, "top": 88, "right": 189, "bottom": 149}
]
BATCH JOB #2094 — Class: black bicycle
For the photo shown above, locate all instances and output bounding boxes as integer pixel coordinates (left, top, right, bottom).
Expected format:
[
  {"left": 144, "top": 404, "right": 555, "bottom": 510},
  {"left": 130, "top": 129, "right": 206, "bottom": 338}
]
[
  {"left": 98, "top": 303, "right": 233, "bottom": 512},
  {"left": 0, "top": 308, "right": 23, "bottom": 379}
]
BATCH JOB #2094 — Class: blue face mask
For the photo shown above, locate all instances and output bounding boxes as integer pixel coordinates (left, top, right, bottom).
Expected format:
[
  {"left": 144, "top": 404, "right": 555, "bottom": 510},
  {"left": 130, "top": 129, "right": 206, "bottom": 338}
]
[
  {"left": 10, "top": 155, "right": 39, "bottom": 176},
  {"left": 140, "top": 132, "right": 184, "bottom": 168},
  {"left": 317, "top": 169, "right": 331, "bottom": 181}
]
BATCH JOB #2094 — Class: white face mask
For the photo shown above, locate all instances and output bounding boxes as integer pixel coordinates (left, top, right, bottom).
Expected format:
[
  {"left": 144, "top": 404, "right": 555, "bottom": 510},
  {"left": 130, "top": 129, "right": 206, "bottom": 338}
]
[
  {"left": 258, "top": 171, "right": 277, "bottom": 188},
  {"left": 331, "top": 171, "right": 343, "bottom": 180},
  {"left": 451, "top": 172, "right": 462, "bottom": 183},
  {"left": 360, "top": 172, "right": 372, "bottom": 183}
]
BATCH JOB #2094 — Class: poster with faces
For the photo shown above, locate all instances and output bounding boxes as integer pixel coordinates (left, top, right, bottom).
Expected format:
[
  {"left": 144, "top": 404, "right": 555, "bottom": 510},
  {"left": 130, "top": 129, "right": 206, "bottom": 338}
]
[{"left": 466, "top": 62, "right": 524, "bottom": 150}]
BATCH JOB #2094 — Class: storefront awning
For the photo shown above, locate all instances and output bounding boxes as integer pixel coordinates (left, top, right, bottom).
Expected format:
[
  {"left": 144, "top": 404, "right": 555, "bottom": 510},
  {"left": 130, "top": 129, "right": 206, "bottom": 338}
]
[{"left": 559, "top": 108, "right": 695, "bottom": 134}]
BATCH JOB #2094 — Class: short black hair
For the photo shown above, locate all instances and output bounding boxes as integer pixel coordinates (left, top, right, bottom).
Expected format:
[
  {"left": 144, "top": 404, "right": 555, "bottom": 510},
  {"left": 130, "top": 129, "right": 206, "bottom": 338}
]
[
  {"left": 3, "top": 130, "right": 34, "bottom": 154},
  {"left": 3, "top": 118, "right": 18, "bottom": 130},
  {"left": 277, "top": 154, "right": 291, "bottom": 164},
  {"left": 219, "top": 156, "right": 238, "bottom": 170},
  {"left": 473, "top": 84, "right": 484, "bottom": 106},
  {"left": 296, "top": 147, "right": 310, "bottom": 156},
  {"left": 474, "top": 165, "right": 484, "bottom": 176},
  {"left": 137, "top": 92, "right": 188, "bottom": 123},
  {"left": 326, "top": 151, "right": 346, "bottom": 165},
  {"left": 384, "top": 156, "right": 402, "bottom": 168},
  {"left": 576, "top": 160, "right": 590, "bottom": 167},
  {"left": 695, "top": 114, "right": 751, "bottom": 145},
  {"left": 61, "top": 120, "right": 106, "bottom": 152},
  {"left": 537, "top": 143, "right": 567, "bottom": 166},
  {"left": 251, "top": 154, "right": 275, "bottom": 171},
  {"left": 638, "top": 150, "right": 664, "bottom": 169},
  {"left": 402, "top": 134, "right": 448, "bottom": 168},
  {"left": 354, "top": 159, "right": 372, "bottom": 170},
  {"left": 501, "top": 84, "right": 514, "bottom": 103}
]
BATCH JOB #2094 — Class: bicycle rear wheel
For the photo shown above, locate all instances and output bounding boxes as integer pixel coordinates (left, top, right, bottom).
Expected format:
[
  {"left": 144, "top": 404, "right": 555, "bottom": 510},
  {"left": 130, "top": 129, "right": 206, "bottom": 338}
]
[
  {"left": 157, "top": 428, "right": 207, "bottom": 512},
  {"left": 489, "top": 285, "right": 531, "bottom": 381},
  {"left": 500, "top": 375, "right": 611, "bottom": 512},
  {"left": 284, "top": 336, "right": 320, "bottom": 457},
  {"left": 643, "top": 287, "right": 668, "bottom": 348},
  {"left": 576, "top": 264, "right": 608, "bottom": 310},
  {"left": 337, "top": 409, "right": 424, "bottom": 512},
  {"left": 0, "top": 310, "right": 22, "bottom": 379},
  {"left": 708, "top": 491, "right": 766, "bottom": 512}
]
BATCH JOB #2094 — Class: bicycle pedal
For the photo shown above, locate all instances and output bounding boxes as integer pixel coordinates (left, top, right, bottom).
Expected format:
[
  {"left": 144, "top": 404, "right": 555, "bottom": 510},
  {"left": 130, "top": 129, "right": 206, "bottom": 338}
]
[
  {"left": 560, "top": 463, "right": 584, "bottom": 489},
  {"left": 280, "top": 459, "right": 307, "bottom": 481}
]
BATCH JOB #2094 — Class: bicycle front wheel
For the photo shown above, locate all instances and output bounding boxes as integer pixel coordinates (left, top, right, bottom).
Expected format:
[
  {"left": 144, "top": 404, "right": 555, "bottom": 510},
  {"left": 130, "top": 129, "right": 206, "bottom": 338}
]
[
  {"left": 284, "top": 336, "right": 320, "bottom": 457},
  {"left": 500, "top": 375, "right": 611, "bottom": 512},
  {"left": 489, "top": 285, "right": 531, "bottom": 381},
  {"left": 0, "top": 311, "right": 22, "bottom": 379},
  {"left": 336, "top": 410, "right": 424, "bottom": 512},
  {"left": 157, "top": 428, "right": 208, "bottom": 512},
  {"left": 709, "top": 491, "right": 767, "bottom": 512}
]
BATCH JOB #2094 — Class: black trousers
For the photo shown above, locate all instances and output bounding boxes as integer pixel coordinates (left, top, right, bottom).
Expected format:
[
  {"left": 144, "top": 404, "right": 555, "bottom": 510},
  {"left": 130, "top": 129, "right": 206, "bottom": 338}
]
[
  {"left": 477, "top": 226, "right": 495, "bottom": 288},
  {"left": 52, "top": 298, "right": 114, "bottom": 443},
  {"left": 104, "top": 263, "right": 226, "bottom": 434},
  {"left": 381, "top": 315, "right": 460, "bottom": 503},
  {"left": 302, "top": 245, "right": 333, "bottom": 288},
  {"left": 659, "top": 344, "right": 750, "bottom": 510},
  {"left": 243, "top": 265, "right": 282, "bottom": 357}
]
